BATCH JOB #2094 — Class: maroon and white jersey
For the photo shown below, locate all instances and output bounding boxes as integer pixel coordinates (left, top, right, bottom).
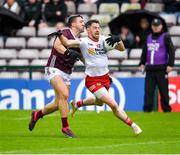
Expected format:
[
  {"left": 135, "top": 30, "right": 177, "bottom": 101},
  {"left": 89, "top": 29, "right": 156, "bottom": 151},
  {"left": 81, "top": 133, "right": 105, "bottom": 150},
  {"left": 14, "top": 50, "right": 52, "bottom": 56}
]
[{"left": 46, "top": 28, "right": 81, "bottom": 74}]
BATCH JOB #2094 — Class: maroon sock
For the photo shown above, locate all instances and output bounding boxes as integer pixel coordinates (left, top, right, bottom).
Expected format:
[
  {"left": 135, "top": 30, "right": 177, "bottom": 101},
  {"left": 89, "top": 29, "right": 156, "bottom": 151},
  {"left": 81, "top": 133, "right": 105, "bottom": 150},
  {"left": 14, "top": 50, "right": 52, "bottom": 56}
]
[
  {"left": 124, "top": 117, "right": 133, "bottom": 126},
  {"left": 61, "top": 117, "right": 69, "bottom": 128},
  {"left": 76, "top": 100, "right": 83, "bottom": 108},
  {"left": 37, "top": 110, "right": 44, "bottom": 119}
]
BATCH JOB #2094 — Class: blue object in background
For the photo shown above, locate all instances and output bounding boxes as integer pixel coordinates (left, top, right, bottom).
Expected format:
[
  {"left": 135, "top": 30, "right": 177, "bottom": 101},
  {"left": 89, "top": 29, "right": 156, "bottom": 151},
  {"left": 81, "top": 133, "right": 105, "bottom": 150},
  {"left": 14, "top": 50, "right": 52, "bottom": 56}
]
[{"left": 0, "top": 78, "right": 144, "bottom": 111}]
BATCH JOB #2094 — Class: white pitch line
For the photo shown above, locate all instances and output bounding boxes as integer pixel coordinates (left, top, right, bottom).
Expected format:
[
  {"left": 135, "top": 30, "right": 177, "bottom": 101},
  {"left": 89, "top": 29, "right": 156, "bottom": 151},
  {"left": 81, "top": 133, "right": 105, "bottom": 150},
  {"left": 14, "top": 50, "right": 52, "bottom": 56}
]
[
  {"left": 2, "top": 140, "right": 179, "bottom": 154},
  {"left": 46, "top": 140, "right": 180, "bottom": 151}
]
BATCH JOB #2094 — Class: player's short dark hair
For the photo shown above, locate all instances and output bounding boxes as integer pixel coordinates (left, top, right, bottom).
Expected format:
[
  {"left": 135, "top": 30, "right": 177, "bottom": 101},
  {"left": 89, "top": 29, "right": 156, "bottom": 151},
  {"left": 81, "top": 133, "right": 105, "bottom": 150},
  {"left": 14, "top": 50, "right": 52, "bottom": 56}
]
[
  {"left": 67, "top": 15, "right": 83, "bottom": 27},
  {"left": 85, "top": 19, "right": 100, "bottom": 28}
]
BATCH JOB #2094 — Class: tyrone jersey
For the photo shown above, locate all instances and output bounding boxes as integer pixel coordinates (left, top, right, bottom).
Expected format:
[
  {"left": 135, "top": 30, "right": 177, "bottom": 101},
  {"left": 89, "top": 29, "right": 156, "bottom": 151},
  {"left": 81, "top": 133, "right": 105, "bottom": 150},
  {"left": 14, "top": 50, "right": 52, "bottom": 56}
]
[
  {"left": 80, "top": 35, "right": 109, "bottom": 76},
  {"left": 46, "top": 28, "right": 81, "bottom": 74}
]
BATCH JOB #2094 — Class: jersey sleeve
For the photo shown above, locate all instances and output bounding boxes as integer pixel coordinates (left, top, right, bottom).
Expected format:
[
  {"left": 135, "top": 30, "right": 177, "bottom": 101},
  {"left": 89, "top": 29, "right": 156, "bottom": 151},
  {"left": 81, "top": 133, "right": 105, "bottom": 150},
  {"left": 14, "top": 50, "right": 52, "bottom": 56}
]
[{"left": 79, "top": 38, "right": 86, "bottom": 54}]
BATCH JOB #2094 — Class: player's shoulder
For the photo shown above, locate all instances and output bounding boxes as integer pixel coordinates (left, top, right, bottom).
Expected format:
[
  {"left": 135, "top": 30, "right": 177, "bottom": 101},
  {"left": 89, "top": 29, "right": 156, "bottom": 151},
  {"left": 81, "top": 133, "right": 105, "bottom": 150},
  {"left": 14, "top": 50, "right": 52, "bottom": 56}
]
[
  {"left": 62, "top": 27, "right": 71, "bottom": 34},
  {"left": 62, "top": 27, "right": 70, "bottom": 31},
  {"left": 80, "top": 37, "right": 88, "bottom": 43}
]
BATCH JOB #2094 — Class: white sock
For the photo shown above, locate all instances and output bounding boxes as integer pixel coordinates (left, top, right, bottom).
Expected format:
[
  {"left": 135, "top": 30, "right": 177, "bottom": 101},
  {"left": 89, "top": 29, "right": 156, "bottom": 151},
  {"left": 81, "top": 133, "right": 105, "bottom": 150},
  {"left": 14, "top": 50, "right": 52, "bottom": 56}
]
[{"left": 131, "top": 123, "right": 137, "bottom": 128}]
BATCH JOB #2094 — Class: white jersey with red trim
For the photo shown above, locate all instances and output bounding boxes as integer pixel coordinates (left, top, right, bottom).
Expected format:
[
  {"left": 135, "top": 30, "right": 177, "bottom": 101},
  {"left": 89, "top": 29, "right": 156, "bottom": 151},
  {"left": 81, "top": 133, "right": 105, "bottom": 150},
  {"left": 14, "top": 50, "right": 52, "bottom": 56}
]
[{"left": 80, "top": 35, "right": 109, "bottom": 76}]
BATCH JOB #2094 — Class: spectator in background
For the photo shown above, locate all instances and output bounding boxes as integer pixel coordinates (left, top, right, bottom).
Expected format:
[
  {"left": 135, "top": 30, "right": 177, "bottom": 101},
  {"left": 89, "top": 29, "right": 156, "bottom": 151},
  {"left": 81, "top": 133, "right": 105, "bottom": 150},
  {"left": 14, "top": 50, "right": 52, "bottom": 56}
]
[
  {"left": 24, "top": 0, "right": 41, "bottom": 27},
  {"left": 119, "top": 25, "right": 134, "bottom": 49},
  {"left": 139, "top": 18, "right": 175, "bottom": 112},
  {"left": 39, "top": 0, "right": 67, "bottom": 29},
  {"left": 0, "top": 0, "right": 4, "bottom": 6},
  {"left": 38, "top": 0, "right": 50, "bottom": 27},
  {"left": 135, "top": 18, "right": 151, "bottom": 48},
  {"left": 3, "top": 0, "right": 21, "bottom": 15}
]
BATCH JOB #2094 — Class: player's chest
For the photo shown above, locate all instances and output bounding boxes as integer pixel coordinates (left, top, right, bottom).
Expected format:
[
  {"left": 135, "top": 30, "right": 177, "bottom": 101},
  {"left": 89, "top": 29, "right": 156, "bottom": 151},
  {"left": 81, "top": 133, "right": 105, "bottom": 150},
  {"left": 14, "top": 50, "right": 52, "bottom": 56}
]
[{"left": 86, "top": 42, "right": 105, "bottom": 55}]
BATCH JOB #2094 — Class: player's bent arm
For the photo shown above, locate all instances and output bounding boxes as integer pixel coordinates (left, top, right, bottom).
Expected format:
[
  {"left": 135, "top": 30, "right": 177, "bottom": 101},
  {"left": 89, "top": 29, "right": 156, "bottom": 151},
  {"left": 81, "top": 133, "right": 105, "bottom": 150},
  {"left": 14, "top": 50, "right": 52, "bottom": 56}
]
[
  {"left": 54, "top": 37, "right": 67, "bottom": 54},
  {"left": 58, "top": 35, "right": 80, "bottom": 48},
  {"left": 115, "top": 40, "right": 125, "bottom": 51}
]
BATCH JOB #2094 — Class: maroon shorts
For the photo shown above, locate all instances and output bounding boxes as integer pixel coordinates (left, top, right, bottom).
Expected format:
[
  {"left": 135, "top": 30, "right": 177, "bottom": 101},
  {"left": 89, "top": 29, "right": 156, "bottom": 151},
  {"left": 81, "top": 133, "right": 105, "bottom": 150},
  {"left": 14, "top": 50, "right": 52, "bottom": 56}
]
[{"left": 85, "top": 73, "right": 110, "bottom": 93}]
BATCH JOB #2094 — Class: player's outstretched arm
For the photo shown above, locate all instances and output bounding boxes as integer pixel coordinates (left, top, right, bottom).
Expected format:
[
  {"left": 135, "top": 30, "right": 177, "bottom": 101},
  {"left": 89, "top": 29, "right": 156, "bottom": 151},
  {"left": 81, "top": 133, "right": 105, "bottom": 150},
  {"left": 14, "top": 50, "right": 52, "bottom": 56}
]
[
  {"left": 48, "top": 30, "right": 80, "bottom": 48},
  {"left": 59, "top": 35, "right": 80, "bottom": 48},
  {"left": 105, "top": 35, "right": 125, "bottom": 51}
]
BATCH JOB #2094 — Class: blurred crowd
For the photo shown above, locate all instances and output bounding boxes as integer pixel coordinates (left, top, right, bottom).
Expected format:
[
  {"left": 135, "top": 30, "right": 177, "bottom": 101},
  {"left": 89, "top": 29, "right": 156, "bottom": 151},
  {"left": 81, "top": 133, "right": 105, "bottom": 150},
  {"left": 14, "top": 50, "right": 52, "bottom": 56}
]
[
  {"left": 0, "top": 0, "right": 179, "bottom": 29},
  {"left": 0, "top": 0, "right": 180, "bottom": 49}
]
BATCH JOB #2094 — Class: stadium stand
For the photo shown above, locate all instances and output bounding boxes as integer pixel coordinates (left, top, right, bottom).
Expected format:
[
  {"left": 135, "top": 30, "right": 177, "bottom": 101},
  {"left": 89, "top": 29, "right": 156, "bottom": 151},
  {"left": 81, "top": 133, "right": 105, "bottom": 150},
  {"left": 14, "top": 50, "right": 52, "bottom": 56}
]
[
  {"left": 175, "top": 49, "right": 180, "bottom": 59},
  {"left": 8, "top": 59, "right": 29, "bottom": 66},
  {"left": 27, "top": 37, "right": 48, "bottom": 49},
  {"left": 65, "top": 1, "right": 76, "bottom": 15},
  {"left": 101, "top": 26, "right": 111, "bottom": 35},
  {"left": 144, "top": 3, "right": 164, "bottom": 12},
  {"left": 77, "top": 3, "right": 97, "bottom": 15},
  {"left": 39, "top": 49, "right": 51, "bottom": 59},
  {"left": 121, "top": 59, "right": 140, "bottom": 66},
  {"left": 30, "top": 59, "right": 47, "bottom": 66},
  {"left": 5, "top": 37, "right": 26, "bottom": 49},
  {"left": 0, "top": 60, "right": 7, "bottom": 66},
  {"left": 160, "top": 14, "right": 177, "bottom": 26},
  {"left": 90, "top": 14, "right": 111, "bottom": 27},
  {"left": 71, "top": 72, "right": 85, "bottom": 78},
  {"left": 48, "top": 37, "right": 55, "bottom": 48},
  {"left": 0, "top": 72, "right": 19, "bottom": 79},
  {"left": 20, "top": 72, "right": 44, "bottom": 79},
  {"left": 0, "top": 0, "right": 180, "bottom": 79},
  {"left": 171, "top": 37, "right": 180, "bottom": 48},
  {"left": 107, "top": 49, "right": 128, "bottom": 60},
  {"left": 0, "top": 49, "right": 17, "bottom": 59},
  {"left": 129, "top": 48, "right": 142, "bottom": 59},
  {"left": 120, "top": 3, "right": 141, "bottom": 13},
  {"left": 169, "top": 26, "right": 180, "bottom": 36},
  {"left": 37, "top": 27, "right": 57, "bottom": 37},
  {"left": 0, "top": 37, "right": 4, "bottom": 48},
  {"left": 99, "top": 3, "right": 120, "bottom": 17},
  {"left": 16, "top": 27, "right": 36, "bottom": 37},
  {"left": 18, "top": 49, "right": 39, "bottom": 60},
  {"left": 112, "top": 71, "right": 132, "bottom": 78}
]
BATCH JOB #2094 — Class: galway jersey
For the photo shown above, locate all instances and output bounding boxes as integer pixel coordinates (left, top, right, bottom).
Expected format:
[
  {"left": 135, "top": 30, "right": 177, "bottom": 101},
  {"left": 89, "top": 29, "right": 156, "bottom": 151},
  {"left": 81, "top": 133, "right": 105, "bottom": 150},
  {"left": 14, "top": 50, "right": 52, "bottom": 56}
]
[
  {"left": 46, "top": 28, "right": 81, "bottom": 74},
  {"left": 80, "top": 35, "right": 109, "bottom": 76}
]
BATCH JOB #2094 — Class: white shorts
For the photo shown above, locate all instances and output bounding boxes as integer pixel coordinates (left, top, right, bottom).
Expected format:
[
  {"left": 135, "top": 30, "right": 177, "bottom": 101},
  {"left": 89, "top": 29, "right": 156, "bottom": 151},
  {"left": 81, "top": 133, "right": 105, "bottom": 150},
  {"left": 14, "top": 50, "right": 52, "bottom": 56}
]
[{"left": 45, "top": 67, "right": 71, "bottom": 85}]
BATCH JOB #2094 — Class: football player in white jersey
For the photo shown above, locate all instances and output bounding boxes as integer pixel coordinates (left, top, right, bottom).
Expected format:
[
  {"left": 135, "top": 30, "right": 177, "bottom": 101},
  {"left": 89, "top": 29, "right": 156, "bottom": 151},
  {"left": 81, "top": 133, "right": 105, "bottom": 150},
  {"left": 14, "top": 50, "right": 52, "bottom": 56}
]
[{"left": 70, "top": 19, "right": 142, "bottom": 136}]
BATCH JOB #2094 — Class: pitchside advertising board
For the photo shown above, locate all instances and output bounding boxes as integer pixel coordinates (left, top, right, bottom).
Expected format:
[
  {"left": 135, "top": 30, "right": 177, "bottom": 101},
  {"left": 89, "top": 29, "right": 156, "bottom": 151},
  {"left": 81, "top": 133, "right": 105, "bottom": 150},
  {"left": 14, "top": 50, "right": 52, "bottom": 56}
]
[
  {"left": 158, "top": 77, "right": 180, "bottom": 112},
  {"left": 0, "top": 77, "right": 179, "bottom": 111}
]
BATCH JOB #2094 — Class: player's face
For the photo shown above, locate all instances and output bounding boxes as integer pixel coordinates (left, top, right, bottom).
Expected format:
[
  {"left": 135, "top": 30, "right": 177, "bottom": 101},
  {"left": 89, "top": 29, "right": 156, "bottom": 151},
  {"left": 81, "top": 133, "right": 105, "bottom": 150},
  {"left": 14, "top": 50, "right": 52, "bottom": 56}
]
[
  {"left": 152, "top": 24, "right": 163, "bottom": 33},
  {"left": 74, "top": 17, "right": 85, "bottom": 33},
  {"left": 87, "top": 23, "right": 100, "bottom": 41}
]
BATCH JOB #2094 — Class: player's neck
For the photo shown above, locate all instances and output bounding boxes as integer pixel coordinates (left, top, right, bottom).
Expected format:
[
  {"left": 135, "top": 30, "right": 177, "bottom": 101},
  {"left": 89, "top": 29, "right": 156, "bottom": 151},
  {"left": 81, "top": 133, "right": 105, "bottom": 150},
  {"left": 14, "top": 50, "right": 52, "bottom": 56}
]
[
  {"left": 88, "top": 36, "right": 99, "bottom": 42},
  {"left": 71, "top": 28, "right": 80, "bottom": 38}
]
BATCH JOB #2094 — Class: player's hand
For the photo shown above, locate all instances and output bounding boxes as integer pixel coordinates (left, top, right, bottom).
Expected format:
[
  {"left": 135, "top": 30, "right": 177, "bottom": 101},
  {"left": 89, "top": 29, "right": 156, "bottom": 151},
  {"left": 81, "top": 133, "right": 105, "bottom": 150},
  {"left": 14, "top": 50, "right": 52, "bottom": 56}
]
[
  {"left": 64, "top": 49, "right": 82, "bottom": 61},
  {"left": 166, "top": 66, "right": 173, "bottom": 73},
  {"left": 47, "top": 30, "right": 62, "bottom": 39},
  {"left": 105, "top": 35, "right": 121, "bottom": 47}
]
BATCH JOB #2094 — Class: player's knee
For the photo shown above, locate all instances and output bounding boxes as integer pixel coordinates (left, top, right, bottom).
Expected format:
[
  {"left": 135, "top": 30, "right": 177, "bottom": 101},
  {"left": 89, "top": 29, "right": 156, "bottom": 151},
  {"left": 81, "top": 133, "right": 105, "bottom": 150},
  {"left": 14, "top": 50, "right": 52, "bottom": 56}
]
[
  {"left": 111, "top": 104, "right": 118, "bottom": 112},
  {"left": 61, "top": 93, "right": 69, "bottom": 100},
  {"left": 56, "top": 92, "right": 69, "bottom": 101}
]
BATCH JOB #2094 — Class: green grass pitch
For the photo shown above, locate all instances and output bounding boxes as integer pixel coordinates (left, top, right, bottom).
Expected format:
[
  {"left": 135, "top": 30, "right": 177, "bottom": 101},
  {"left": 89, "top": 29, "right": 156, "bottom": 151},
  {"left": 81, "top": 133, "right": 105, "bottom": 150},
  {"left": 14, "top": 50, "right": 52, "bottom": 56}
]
[{"left": 0, "top": 110, "right": 180, "bottom": 154}]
